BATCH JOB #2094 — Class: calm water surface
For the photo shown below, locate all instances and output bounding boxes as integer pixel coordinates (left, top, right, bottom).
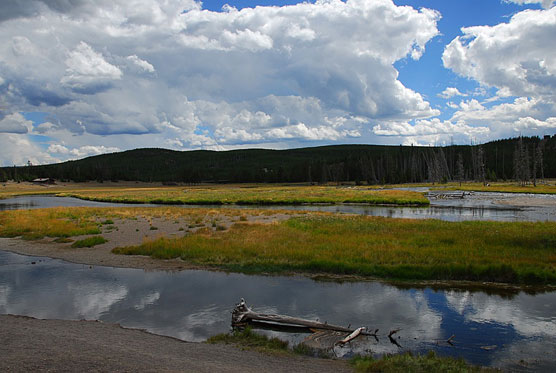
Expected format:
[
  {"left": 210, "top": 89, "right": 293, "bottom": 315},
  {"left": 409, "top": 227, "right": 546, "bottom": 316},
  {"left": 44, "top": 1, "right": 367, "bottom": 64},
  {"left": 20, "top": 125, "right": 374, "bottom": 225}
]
[
  {"left": 1, "top": 250, "right": 555, "bottom": 371},
  {"left": 1, "top": 194, "right": 555, "bottom": 221}
]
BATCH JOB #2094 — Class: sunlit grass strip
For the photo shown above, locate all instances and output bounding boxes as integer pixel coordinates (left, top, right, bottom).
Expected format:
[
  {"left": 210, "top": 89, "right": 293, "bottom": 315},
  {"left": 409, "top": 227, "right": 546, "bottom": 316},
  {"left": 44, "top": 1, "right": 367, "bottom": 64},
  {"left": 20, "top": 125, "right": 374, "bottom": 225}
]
[
  {"left": 57, "top": 186, "right": 429, "bottom": 206},
  {"left": 351, "top": 351, "right": 497, "bottom": 372},
  {"left": 0, "top": 208, "right": 101, "bottom": 239},
  {"left": 114, "top": 216, "right": 556, "bottom": 284},
  {"left": 0, "top": 206, "right": 300, "bottom": 240}
]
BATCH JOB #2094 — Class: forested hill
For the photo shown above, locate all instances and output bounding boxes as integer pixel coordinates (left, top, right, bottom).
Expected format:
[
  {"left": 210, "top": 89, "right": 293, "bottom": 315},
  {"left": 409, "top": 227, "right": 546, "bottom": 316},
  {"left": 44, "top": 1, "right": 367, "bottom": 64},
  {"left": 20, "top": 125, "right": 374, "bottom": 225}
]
[{"left": 2, "top": 135, "right": 555, "bottom": 184}]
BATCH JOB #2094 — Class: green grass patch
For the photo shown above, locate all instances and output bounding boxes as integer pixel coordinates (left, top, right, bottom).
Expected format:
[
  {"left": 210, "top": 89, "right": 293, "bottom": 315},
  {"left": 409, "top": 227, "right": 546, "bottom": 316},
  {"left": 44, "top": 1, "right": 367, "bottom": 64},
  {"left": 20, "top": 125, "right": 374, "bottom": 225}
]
[
  {"left": 71, "top": 236, "right": 107, "bottom": 248},
  {"left": 101, "top": 219, "right": 114, "bottom": 225},
  {"left": 113, "top": 216, "right": 556, "bottom": 285},
  {"left": 207, "top": 328, "right": 288, "bottom": 353},
  {"left": 351, "top": 351, "right": 497, "bottom": 372}
]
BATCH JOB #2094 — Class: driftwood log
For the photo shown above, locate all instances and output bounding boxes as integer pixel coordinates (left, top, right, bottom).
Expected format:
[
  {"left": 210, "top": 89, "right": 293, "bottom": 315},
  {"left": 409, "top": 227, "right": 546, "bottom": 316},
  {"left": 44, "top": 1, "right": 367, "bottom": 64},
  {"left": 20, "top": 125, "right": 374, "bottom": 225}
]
[{"left": 232, "top": 298, "right": 377, "bottom": 337}]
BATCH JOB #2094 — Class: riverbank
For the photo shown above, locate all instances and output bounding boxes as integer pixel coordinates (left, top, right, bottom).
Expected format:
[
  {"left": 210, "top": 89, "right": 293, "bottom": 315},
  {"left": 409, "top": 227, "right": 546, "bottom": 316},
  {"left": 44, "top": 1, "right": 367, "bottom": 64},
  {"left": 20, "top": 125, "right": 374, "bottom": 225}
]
[
  {"left": 0, "top": 314, "right": 350, "bottom": 373},
  {"left": 1, "top": 206, "right": 554, "bottom": 285}
]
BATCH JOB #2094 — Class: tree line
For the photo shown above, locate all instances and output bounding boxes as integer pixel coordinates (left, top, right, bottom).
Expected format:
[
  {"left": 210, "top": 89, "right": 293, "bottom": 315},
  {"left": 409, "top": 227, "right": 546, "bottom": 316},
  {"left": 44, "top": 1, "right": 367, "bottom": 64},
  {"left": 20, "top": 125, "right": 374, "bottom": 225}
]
[{"left": 1, "top": 135, "right": 554, "bottom": 185}]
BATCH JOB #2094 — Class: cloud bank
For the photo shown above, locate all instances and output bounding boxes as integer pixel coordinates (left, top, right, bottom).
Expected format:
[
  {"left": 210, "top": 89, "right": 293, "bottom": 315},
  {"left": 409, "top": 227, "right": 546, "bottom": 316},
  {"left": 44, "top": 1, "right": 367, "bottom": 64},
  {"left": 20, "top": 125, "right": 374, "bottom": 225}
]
[
  {"left": 0, "top": 0, "right": 555, "bottom": 165},
  {"left": 0, "top": 0, "right": 442, "bottom": 165}
]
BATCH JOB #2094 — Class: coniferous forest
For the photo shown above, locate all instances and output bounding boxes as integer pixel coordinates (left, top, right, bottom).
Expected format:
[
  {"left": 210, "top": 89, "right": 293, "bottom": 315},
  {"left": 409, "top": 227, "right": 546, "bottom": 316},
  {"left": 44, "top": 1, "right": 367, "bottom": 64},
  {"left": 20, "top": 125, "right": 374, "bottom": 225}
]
[{"left": 1, "top": 135, "right": 555, "bottom": 185}]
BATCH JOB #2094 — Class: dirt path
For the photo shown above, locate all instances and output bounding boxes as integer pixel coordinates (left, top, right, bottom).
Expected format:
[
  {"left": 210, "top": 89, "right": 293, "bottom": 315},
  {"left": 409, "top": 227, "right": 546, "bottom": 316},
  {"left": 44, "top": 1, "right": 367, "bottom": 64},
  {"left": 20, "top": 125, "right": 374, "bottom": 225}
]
[{"left": 1, "top": 315, "right": 351, "bottom": 373}]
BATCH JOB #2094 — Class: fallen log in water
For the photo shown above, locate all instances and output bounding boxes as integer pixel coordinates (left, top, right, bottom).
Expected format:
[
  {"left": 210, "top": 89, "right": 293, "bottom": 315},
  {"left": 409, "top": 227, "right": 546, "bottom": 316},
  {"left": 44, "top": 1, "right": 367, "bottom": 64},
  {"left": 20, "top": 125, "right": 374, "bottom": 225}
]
[
  {"left": 337, "top": 327, "right": 366, "bottom": 345},
  {"left": 232, "top": 298, "right": 377, "bottom": 337}
]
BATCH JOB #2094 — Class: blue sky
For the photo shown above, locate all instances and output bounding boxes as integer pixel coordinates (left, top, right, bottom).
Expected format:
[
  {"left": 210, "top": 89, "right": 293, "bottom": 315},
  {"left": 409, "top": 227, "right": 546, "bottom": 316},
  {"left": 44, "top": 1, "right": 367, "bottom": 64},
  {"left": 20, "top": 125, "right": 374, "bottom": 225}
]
[{"left": 0, "top": 0, "right": 555, "bottom": 165}]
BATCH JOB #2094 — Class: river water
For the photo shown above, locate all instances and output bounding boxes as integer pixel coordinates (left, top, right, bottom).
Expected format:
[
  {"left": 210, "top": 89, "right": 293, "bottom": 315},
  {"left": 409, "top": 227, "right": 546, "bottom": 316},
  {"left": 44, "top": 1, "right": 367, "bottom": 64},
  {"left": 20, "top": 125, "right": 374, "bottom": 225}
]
[{"left": 1, "top": 193, "right": 555, "bottom": 370}]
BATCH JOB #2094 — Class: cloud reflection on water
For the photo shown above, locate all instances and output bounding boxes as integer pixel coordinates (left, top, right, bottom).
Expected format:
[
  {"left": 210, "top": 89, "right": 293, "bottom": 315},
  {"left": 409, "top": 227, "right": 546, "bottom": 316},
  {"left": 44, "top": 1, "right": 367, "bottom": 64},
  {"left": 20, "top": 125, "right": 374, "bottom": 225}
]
[{"left": 1, "top": 250, "right": 555, "bottom": 368}]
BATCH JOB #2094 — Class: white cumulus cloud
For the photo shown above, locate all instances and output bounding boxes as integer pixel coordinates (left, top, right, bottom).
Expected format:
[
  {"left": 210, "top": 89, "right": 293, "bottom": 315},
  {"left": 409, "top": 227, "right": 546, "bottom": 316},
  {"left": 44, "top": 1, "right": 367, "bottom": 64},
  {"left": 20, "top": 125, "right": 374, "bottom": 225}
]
[
  {"left": 441, "top": 6, "right": 556, "bottom": 141},
  {"left": 443, "top": 7, "right": 556, "bottom": 98},
  {"left": 0, "top": 112, "right": 32, "bottom": 133},
  {"left": 438, "top": 87, "right": 467, "bottom": 99},
  {"left": 60, "top": 42, "right": 122, "bottom": 93}
]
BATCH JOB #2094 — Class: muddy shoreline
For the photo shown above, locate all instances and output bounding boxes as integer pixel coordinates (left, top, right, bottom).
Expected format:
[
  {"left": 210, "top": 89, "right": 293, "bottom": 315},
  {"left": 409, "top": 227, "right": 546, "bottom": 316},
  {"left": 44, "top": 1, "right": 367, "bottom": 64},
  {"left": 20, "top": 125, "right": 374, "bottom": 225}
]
[{"left": 0, "top": 314, "right": 350, "bottom": 372}]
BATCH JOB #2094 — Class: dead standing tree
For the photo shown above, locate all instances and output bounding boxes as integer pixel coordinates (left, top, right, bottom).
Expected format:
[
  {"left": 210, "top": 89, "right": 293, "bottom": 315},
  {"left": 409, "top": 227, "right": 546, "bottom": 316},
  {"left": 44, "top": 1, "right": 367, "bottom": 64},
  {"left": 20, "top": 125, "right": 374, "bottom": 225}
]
[{"left": 514, "top": 136, "right": 531, "bottom": 186}]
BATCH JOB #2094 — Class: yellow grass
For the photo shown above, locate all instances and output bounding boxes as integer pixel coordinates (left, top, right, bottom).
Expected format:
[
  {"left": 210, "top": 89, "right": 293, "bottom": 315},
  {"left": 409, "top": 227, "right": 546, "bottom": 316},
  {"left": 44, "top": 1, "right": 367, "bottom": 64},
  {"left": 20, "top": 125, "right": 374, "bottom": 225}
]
[
  {"left": 0, "top": 181, "right": 429, "bottom": 205},
  {"left": 2, "top": 205, "right": 554, "bottom": 284},
  {"left": 115, "top": 214, "right": 556, "bottom": 284}
]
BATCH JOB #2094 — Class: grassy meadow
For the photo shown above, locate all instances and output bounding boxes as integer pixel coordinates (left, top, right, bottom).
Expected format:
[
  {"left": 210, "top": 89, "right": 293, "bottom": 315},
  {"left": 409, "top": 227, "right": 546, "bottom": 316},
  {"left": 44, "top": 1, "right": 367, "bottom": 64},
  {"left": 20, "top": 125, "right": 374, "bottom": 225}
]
[
  {"left": 56, "top": 185, "right": 429, "bottom": 206},
  {"left": 111, "top": 214, "right": 555, "bottom": 284},
  {"left": 1, "top": 206, "right": 554, "bottom": 284},
  {"left": 0, "top": 181, "right": 429, "bottom": 206}
]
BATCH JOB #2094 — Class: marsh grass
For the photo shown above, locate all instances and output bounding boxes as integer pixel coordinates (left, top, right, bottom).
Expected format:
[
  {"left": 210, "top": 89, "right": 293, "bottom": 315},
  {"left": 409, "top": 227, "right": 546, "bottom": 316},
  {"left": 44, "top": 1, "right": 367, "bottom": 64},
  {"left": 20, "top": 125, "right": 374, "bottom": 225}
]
[
  {"left": 71, "top": 235, "right": 107, "bottom": 248},
  {"left": 2, "top": 206, "right": 554, "bottom": 284},
  {"left": 53, "top": 185, "right": 429, "bottom": 206},
  {"left": 351, "top": 351, "right": 498, "bottom": 372},
  {"left": 114, "top": 215, "right": 556, "bottom": 284},
  {"left": 0, "top": 206, "right": 296, "bottom": 240},
  {"left": 0, "top": 208, "right": 101, "bottom": 239}
]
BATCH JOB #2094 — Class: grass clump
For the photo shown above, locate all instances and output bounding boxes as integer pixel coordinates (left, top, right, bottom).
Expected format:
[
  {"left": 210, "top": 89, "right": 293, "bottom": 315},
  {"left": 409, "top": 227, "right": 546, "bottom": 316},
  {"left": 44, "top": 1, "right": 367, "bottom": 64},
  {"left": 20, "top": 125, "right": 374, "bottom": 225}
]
[
  {"left": 71, "top": 236, "right": 107, "bottom": 248},
  {"left": 351, "top": 351, "right": 498, "bottom": 372},
  {"left": 101, "top": 219, "right": 114, "bottom": 225},
  {"left": 114, "top": 215, "right": 556, "bottom": 284},
  {"left": 207, "top": 328, "right": 288, "bottom": 353}
]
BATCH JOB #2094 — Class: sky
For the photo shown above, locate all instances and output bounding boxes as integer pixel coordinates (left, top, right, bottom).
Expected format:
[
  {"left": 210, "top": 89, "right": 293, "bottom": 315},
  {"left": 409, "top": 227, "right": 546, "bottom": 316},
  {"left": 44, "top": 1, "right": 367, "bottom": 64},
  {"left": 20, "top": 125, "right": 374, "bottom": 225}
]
[{"left": 0, "top": 0, "right": 555, "bottom": 166}]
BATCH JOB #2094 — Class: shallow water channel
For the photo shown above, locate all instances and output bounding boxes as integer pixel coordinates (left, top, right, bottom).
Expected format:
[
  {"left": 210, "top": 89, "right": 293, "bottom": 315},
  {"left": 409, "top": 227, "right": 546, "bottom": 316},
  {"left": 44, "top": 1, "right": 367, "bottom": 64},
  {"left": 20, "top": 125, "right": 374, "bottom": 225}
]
[
  {"left": 1, "top": 250, "right": 555, "bottom": 371},
  {"left": 1, "top": 193, "right": 555, "bottom": 370}
]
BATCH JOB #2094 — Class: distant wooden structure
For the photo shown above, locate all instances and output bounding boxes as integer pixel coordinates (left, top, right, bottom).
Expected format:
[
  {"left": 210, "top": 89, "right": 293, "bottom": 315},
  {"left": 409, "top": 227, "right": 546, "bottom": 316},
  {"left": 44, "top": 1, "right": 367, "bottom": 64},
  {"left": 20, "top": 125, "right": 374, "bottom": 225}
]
[{"left": 32, "top": 178, "right": 56, "bottom": 185}]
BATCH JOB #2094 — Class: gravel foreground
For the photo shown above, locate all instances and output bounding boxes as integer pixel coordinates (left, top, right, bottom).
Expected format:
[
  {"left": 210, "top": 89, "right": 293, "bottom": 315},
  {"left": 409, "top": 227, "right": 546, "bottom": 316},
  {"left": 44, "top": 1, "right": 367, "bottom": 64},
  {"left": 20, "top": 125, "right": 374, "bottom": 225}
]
[{"left": 1, "top": 315, "right": 351, "bottom": 373}]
